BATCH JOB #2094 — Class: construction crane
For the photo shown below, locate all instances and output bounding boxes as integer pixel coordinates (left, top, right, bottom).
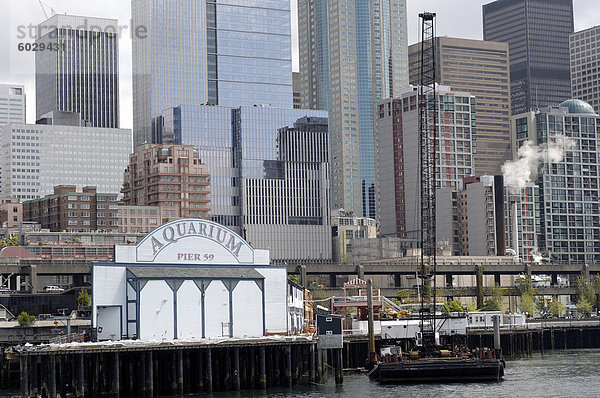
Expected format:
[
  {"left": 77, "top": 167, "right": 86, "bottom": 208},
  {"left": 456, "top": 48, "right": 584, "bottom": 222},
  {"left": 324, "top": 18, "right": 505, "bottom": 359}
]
[
  {"left": 417, "top": 11, "right": 438, "bottom": 354},
  {"left": 38, "top": 0, "right": 56, "bottom": 19}
]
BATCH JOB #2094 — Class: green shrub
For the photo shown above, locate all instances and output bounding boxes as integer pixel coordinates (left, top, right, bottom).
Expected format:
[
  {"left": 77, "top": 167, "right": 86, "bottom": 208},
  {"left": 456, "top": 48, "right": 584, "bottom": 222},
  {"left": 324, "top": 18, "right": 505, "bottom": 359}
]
[{"left": 17, "top": 311, "right": 35, "bottom": 326}]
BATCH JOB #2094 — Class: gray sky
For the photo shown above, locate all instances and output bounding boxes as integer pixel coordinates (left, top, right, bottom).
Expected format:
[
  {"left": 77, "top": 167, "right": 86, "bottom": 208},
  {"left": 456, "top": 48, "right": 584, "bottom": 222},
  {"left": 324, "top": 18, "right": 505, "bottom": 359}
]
[{"left": 1, "top": 0, "right": 599, "bottom": 129}]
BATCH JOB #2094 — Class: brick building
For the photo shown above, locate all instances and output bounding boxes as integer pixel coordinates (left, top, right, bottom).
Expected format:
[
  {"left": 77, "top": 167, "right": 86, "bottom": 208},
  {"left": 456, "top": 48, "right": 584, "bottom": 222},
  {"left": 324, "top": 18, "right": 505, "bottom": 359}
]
[
  {"left": 121, "top": 144, "right": 210, "bottom": 222},
  {"left": 23, "top": 186, "right": 120, "bottom": 232}
]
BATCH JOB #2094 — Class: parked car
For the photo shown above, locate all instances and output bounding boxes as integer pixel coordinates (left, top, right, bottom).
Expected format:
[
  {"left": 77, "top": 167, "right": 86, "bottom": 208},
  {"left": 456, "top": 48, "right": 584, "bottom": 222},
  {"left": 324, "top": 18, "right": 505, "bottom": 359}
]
[{"left": 43, "top": 285, "right": 65, "bottom": 293}]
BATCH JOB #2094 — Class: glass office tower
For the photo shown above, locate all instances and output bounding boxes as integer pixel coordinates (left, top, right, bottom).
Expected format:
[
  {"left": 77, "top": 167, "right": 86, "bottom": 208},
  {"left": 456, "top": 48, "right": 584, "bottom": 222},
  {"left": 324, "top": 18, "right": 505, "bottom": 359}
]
[
  {"left": 483, "top": 0, "right": 574, "bottom": 115},
  {"left": 158, "top": 105, "right": 331, "bottom": 262},
  {"left": 132, "top": 0, "right": 293, "bottom": 146},
  {"left": 298, "top": 0, "right": 408, "bottom": 218}
]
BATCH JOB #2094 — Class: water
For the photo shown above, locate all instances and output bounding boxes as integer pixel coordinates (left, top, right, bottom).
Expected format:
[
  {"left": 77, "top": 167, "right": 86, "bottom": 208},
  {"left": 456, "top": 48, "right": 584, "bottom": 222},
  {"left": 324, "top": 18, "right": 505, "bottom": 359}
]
[
  {"left": 4, "top": 350, "right": 600, "bottom": 397},
  {"left": 205, "top": 349, "right": 600, "bottom": 398}
]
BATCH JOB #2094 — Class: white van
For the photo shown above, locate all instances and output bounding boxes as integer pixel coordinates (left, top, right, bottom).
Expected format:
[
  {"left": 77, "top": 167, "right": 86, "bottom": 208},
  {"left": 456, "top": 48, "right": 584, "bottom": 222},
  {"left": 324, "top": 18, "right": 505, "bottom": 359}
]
[{"left": 43, "top": 285, "right": 65, "bottom": 293}]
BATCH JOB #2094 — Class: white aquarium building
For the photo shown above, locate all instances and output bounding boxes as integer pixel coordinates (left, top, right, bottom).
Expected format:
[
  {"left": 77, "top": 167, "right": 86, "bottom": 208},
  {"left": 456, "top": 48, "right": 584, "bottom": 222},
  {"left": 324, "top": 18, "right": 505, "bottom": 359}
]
[{"left": 92, "top": 219, "right": 289, "bottom": 341}]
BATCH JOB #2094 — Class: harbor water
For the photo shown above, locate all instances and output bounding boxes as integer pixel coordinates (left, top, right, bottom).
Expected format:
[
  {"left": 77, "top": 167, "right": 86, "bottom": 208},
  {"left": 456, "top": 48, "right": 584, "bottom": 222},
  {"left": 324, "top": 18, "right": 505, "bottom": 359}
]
[
  {"left": 2, "top": 349, "right": 599, "bottom": 397},
  {"left": 205, "top": 349, "right": 600, "bottom": 398}
]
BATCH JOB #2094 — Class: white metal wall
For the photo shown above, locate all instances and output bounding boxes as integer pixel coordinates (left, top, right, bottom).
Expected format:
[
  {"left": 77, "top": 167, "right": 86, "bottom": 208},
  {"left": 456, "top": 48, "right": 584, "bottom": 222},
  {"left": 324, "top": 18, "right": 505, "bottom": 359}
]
[
  {"left": 176, "top": 280, "right": 202, "bottom": 339},
  {"left": 139, "top": 280, "right": 174, "bottom": 340},
  {"left": 92, "top": 266, "right": 127, "bottom": 337},
  {"left": 232, "top": 281, "right": 262, "bottom": 338},
  {"left": 204, "top": 281, "right": 230, "bottom": 338}
]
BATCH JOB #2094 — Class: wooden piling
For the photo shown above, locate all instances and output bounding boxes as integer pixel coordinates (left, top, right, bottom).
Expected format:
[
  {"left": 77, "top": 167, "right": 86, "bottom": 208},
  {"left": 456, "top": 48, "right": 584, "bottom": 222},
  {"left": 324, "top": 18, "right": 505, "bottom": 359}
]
[
  {"left": 20, "top": 355, "right": 28, "bottom": 398},
  {"left": 285, "top": 345, "right": 292, "bottom": 388},
  {"left": 233, "top": 348, "right": 240, "bottom": 391},
  {"left": 176, "top": 350, "right": 184, "bottom": 395},
  {"left": 309, "top": 344, "right": 315, "bottom": 382},
  {"left": 30, "top": 356, "right": 37, "bottom": 397},
  {"left": 48, "top": 355, "right": 56, "bottom": 398},
  {"left": 206, "top": 348, "right": 213, "bottom": 393},
  {"left": 196, "top": 350, "right": 203, "bottom": 393},
  {"left": 335, "top": 349, "right": 343, "bottom": 384},
  {"left": 145, "top": 351, "right": 153, "bottom": 397},
  {"left": 75, "top": 354, "right": 84, "bottom": 397},
  {"left": 273, "top": 347, "right": 280, "bottom": 386},
  {"left": 259, "top": 346, "right": 267, "bottom": 390},
  {"left": 110, "top": 352, "right": 120, "bottom": 398}
]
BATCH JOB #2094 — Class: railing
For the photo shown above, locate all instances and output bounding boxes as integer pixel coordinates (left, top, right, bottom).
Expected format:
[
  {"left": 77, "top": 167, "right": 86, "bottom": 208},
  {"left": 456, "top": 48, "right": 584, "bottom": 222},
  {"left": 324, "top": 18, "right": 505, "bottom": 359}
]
[{"left": 49, "top": 333, "right": 86, "bottom": 344}]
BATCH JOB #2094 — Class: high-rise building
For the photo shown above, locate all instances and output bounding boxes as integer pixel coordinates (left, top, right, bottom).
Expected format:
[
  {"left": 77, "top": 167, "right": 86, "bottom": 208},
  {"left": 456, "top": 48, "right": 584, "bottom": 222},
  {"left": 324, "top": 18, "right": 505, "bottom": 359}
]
[
  {"left": 0, "top": 84, "right": 26, "bottom": 126},
  {"left": 436, "top": 175, "right": 539, "bottom": 261},
  {"left": 36, "top": 15, "right": 119, "bottom": 128},
  {"left": 570, "top": 26, "right": 600, "bottom": 113},
  {"left": 158, "top": 105, "right": 332, "bottom": 263},
  {"left": 0, "top": 123, "right": 131, "bottom": 200},
  {"left": 511, "top": 99, "right": 600, "bottom": 263},
  {"left": 298, "top": 0, "right": 409, "bottom": 218},
  {"left": 437, "top": 176, "right": 506, "bottom": 257},
  {"left": 132, "top": 0, "right": 293, "bottom": 146},
  {"left": 121, "top": 144, "right": 211, "bottom": 222},
  {"left": 408, "top": 37, "right": 511, "bottom": 175},
  {"left": 483, "top": 0, "right": 574, "bottom": 115},
  {"left": 376, "top": 86, "right": 475, "bottom": 238}
]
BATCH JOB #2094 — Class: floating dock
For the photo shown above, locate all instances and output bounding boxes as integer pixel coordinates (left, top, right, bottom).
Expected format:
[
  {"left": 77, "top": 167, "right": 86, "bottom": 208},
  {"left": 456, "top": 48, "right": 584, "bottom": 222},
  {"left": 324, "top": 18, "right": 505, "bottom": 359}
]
[{"left": 8, "top": 337, "right": 327, "bottom": 397}]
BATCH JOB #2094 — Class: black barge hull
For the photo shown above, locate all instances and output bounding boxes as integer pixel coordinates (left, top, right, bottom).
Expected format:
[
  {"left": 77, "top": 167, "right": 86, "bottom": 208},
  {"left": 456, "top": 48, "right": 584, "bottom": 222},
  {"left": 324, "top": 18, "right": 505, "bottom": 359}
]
[{"left": 368, "top": 358, "right": 504, "bottom": 384}]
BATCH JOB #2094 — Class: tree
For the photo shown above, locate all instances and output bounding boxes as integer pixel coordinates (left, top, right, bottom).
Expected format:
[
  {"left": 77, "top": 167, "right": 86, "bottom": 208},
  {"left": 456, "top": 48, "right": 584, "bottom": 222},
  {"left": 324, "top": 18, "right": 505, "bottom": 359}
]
[
  {"left": 395, "top": 289, "right": 417, "bottom": 304},
  {"left": 518, "top": 293, "right": 535, "bottom": 317},
  {"left": 548, "top": 297, "right": 566, "bottom": 318},
  {"left": 17, "top": 311, "right": 35, "bottom": 326},
  {"left": 577, "top": 276, "right": 596, "bottom": 309},
  {"left": 483, "top": 284, "right": 504, "bottom": 311},
  {"left": 0, "top": 236, "right": 20, "bottom": 249},
  {"left": 442, "top": 299, "right": 463, "bottom": 313},
  {"left": 516, "top": 274, "right": 536, "bottom": 317},
  {"left": 77, "top": 288, "right": 91, "bottom": 307},
  {"left": 577, "top": 298, "right": 593, "bottom": 318}
]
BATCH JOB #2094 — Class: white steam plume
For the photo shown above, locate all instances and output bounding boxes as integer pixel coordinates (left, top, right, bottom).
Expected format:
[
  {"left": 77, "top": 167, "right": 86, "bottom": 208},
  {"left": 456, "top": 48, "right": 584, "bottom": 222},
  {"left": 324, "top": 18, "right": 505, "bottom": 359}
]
[{"left": 502, "top": 135, "right": 574, "bottom": 189}]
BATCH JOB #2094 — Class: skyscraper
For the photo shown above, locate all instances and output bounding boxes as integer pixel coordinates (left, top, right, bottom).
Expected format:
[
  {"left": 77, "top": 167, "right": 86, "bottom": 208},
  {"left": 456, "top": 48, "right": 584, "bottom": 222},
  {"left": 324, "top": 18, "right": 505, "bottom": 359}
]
[
  {"left": 408, "top": 37, "right": 511, "bottom": 175},
  {"left": 510, "top": 99, "right": 600, "bottom": 263},
  {"left": 570, "top": 26, "right": 600, "bottom": 113},
  {"left": 36, "top": 15, "right": 119, "bottom": 127},
  {"left": 483, "top": 0, "right": 574, "bottom": 115},
  {"left": 132, "top": 0, "right": 293, "bottom": 146},
  {"left": 376, "top": 86, "right": 476, "bottom": 239},
  {"left": 0, "top": 84, "right": 26, "bottom": 127},
  {"left": 298, "top": 0, "right": 409, "bottom": 218}
]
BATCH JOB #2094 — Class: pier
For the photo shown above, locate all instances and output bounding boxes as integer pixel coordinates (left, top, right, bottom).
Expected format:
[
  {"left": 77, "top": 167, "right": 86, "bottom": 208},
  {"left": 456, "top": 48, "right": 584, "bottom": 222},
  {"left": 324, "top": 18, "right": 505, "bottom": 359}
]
[{"left": 9, "top": 337, "right": 331, "bottom": 397}]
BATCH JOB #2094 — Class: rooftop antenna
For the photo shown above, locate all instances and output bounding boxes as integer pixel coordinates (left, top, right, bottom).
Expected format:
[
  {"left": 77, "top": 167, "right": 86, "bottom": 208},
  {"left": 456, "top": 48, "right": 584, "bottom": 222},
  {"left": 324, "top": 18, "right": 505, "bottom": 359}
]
[{"left": 38, "top": 0, "right": 56, "bottom": 19}]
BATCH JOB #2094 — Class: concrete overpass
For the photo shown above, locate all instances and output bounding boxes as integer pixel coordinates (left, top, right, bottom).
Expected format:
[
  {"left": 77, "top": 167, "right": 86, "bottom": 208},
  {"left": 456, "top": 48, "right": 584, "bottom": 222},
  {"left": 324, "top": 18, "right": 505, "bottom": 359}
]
[
  {"left": 319, "top": 286, "right": 578, "bottom": 299},
  {"left": 288, "top": 257, "right": 598, "bottom": 290},
  {"left": 287, "top": 259, "right": 600, "bottom": 277}
]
